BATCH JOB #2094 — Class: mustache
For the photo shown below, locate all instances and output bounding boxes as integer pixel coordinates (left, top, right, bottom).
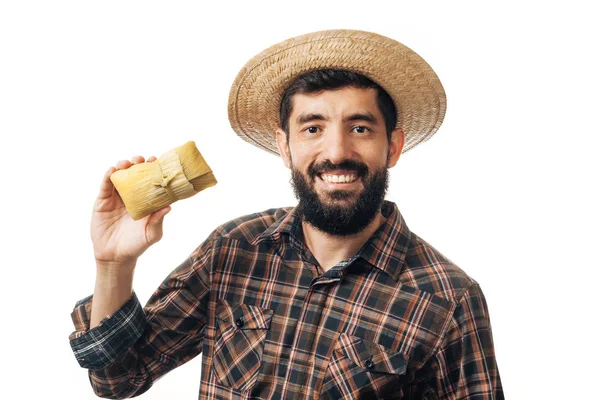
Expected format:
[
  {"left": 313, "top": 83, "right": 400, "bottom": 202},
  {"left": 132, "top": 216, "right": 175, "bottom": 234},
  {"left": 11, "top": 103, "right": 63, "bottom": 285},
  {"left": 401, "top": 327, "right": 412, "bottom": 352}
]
[{"left": 307, "top": 159, "right": 368, "bottom": 178}]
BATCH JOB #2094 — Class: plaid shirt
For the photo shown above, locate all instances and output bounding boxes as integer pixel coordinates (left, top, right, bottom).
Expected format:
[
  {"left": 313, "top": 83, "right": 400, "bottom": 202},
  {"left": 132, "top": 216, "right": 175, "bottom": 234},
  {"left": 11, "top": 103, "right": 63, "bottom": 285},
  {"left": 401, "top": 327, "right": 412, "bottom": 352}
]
[{"left": 70, "top": 201, "right": 503, "bottom": 399}]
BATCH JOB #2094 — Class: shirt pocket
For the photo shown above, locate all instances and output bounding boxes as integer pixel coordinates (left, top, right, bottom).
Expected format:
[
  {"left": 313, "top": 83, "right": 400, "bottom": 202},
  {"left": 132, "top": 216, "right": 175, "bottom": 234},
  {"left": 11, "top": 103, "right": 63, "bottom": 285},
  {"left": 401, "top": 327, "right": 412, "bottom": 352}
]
[
  {"left": 212, "top": 299, "right": 273, "bottom": 392},
  {"left": 320, "top": 332, "right": 408, "bottom": 400}
]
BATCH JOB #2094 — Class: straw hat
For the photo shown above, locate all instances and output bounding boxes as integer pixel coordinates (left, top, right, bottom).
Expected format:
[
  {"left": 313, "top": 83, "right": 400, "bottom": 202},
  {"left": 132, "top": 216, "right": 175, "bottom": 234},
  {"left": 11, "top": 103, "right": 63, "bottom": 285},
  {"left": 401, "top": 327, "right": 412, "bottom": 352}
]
[{"left": 228, "top": 29, "right": 447, "bottom": 156}]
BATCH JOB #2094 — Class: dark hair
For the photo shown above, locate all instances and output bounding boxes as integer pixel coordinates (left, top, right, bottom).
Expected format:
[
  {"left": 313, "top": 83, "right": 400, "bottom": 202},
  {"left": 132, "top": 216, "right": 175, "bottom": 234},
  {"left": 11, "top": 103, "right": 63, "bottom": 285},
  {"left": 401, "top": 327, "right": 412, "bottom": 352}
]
[{"left": 279, "top": 69, "right": 397, "bottom": 141}]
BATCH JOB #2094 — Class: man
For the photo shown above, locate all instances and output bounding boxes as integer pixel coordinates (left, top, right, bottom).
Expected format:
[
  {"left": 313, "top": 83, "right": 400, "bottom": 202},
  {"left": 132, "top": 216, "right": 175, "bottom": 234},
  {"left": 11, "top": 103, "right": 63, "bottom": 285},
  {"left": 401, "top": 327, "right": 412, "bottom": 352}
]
[{"left": 70, "top": 30, "right": 503, "bottom": 399}]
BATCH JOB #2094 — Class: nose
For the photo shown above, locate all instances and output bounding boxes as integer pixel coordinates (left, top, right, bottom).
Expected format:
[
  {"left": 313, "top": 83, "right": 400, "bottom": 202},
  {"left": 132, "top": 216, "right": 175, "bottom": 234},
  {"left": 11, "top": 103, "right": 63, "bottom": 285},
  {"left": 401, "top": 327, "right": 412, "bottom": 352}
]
[{"left": 321, "top": 125, "right": 354, "bottom": 165}]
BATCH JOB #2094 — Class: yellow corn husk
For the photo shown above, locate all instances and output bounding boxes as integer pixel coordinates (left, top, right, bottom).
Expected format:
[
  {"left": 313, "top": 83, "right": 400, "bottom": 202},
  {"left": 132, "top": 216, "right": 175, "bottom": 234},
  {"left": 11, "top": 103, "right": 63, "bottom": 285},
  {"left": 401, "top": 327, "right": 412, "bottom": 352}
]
[{"left": 110, "top": 141, "right": 217, "bottom": 220}]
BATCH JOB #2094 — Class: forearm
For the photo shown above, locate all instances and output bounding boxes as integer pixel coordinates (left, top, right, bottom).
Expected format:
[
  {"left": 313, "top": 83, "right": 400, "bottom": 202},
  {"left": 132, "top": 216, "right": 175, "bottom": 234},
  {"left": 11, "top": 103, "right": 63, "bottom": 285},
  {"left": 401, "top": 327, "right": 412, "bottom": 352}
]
[{"left": 90, "top": 261, "right": 136, "bottom": 328}]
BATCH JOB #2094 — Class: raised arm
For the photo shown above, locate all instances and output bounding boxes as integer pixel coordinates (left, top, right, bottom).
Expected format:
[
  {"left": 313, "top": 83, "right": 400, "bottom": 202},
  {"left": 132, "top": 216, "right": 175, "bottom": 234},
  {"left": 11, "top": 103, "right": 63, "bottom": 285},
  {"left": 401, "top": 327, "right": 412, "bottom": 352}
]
[{"left": 68, "top": 156, "right": 211, "bottom": 398}]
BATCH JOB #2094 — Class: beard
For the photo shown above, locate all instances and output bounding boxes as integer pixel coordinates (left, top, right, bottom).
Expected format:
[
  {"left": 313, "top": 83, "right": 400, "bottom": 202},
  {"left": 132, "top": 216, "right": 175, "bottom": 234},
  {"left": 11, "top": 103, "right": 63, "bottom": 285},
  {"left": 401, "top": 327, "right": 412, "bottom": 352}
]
[{"left": 290, "top": 159, "right": 389, "bottom": 236}]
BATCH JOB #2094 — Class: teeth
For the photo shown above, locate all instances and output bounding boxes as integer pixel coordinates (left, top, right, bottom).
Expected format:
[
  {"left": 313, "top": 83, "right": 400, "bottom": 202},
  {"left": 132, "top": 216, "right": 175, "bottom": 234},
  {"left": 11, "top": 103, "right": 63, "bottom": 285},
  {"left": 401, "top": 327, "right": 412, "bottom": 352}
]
[{"left": 322, "top": 174, "right": 356, "bottom": 183}]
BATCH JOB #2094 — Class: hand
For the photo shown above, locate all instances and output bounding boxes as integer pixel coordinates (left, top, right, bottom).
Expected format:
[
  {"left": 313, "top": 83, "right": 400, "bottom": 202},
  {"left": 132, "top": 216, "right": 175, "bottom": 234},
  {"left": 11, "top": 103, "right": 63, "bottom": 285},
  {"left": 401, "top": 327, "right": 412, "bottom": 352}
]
[{"left": 91, "top": 155, "right": 172, "bottom": 269}]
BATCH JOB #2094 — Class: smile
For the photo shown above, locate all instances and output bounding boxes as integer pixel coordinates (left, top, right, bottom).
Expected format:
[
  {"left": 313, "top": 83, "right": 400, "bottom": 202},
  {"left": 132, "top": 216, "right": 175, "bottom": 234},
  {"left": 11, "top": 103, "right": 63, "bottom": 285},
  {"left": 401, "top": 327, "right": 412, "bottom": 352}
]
[{"left": 318, "top": 173, "right": 358, "bottom": 184}]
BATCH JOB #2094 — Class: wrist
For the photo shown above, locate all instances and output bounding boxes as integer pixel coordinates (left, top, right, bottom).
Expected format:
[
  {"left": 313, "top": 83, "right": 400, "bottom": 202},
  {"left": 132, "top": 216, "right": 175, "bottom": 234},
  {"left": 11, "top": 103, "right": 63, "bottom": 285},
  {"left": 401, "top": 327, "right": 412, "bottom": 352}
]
[
  {"left": 95, "top": 260, "right": 136, "bottom": 285},
  {"left": 96, "top": 258, "right": 136, "bottom": 272}
]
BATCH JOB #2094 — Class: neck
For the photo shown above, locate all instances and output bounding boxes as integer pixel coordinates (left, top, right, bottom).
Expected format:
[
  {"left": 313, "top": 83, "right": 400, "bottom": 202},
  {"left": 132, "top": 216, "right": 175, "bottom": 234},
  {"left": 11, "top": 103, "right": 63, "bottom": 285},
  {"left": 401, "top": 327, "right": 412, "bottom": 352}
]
[{"left": 301, "top": 212, "right": 387, "bottom": 272}]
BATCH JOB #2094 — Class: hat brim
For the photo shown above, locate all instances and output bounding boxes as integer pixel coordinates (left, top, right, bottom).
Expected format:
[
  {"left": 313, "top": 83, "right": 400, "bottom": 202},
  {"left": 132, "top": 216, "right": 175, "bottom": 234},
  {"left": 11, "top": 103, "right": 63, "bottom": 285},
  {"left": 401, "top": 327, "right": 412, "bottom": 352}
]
[{"left": 228, "top": 29, "right": 446, "bottom": 156}]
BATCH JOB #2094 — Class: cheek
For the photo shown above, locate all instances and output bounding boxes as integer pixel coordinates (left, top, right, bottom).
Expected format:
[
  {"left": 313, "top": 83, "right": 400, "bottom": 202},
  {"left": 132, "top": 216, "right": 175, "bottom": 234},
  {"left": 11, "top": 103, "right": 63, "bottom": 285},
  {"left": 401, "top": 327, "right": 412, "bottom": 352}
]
[
  {"left": 365, "top": 143, "right": 390, "bottom": 167},
  {"left": 288, "top": 148, "right": 313, "bottom": 172}
]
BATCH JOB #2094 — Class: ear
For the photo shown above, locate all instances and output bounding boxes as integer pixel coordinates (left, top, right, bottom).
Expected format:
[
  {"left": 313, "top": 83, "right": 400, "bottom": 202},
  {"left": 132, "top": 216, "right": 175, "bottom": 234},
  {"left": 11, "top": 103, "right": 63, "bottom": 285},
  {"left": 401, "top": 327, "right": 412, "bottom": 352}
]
[
  {"left": 387, "top": 128, "right": 405, "bottom": 168},
  {"left": 275, "top": 128, "right": 292, "bottom": 169}
]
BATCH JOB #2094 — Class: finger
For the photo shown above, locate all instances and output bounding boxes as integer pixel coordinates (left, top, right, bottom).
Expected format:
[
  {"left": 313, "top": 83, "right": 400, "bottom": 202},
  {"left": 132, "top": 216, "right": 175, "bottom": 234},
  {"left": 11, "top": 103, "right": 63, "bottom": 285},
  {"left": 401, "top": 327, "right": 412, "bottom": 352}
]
[
  {"left": 97, "top": 166, "right": 116, "bottom": 200},
  {"left": 115, "top": 159, "right": 132, "bottom": 170},
  {"left": 131, "top": 155, "right": 145, "bottom": 164},
  {"left": 146, "top": 206, "right": 171, "bottom": 244},
  {"left": 149, "top": 206, "right": 171, "bottom": 224},
  {"left": 147, "top": 156, "right": 157, "bottom": 162}
]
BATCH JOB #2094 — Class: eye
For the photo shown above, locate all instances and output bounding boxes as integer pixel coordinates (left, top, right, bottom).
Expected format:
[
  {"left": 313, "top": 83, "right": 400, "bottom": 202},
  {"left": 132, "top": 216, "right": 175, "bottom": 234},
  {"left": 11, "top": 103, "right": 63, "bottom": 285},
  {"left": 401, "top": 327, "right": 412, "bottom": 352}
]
[
  {"left": 352, "top": 126, "right": 370, "bottom": 134},
  {"left": 303, "top": 126, "right": 320, "bottom": 135}
]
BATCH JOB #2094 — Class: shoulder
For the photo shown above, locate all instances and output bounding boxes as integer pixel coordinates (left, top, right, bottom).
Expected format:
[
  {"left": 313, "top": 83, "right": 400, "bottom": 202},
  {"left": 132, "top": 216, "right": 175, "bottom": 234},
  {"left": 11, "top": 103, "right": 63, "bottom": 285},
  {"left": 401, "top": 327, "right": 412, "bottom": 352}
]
[
  {"left": 207, "top": 207, "right": 293, "bottom": 244},
  {"left": 401, "top": 232, "right": 478, "bottom": 305}
]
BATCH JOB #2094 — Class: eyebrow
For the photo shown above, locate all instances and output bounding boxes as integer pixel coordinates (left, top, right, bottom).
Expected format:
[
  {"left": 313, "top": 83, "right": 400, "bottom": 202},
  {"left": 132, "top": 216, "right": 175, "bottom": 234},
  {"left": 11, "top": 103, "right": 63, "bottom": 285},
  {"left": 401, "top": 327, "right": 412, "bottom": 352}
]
[
  {"left": 343, "top": 112, "right": 377, "bottom": 124},
  {"left": 296, "top": 113, "right": 327, "bottom": 125}
]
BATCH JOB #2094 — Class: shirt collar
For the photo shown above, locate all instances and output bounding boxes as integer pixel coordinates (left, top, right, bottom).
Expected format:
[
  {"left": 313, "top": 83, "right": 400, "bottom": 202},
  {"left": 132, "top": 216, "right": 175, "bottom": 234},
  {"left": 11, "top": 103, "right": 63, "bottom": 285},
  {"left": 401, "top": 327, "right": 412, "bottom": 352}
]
[
  {"left": 254, "top": 200, "right": 412, "bottom": 281},
  {"left": 253, "top": 205, "right": 299, "bottom": 243},
  {"left": 357, "top": 201, "right": 412, "bottom": 281}
]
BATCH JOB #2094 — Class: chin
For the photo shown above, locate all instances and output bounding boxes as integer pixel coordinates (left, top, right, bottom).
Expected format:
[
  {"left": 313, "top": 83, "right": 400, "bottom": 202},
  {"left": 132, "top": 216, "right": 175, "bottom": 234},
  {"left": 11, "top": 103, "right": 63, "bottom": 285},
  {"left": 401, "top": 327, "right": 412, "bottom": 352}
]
[{"left": 323, "top": 190, "right": 359, "bottom": 202}]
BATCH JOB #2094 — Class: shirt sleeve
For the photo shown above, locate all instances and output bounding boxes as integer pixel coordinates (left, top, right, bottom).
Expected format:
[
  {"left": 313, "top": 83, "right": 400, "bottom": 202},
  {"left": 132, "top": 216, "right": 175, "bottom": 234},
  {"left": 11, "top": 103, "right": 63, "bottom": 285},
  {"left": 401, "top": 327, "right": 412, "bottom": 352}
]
[
  {"left": 69, "top": 291, "right": 147, "bottom": 370},
  {"left": 68, "top": 239, "right": 213, "bottom": 399},
  {"left": 422, "top": 283, "right": 504, "bottom": 400}
]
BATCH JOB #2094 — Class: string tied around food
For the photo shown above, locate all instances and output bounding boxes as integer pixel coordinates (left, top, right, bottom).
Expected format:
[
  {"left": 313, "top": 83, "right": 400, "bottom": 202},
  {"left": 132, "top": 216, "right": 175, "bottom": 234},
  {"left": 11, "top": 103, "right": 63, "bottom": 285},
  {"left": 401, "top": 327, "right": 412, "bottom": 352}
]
[{"left": 152, "top": 164, "right": 180, "bottom": 202}]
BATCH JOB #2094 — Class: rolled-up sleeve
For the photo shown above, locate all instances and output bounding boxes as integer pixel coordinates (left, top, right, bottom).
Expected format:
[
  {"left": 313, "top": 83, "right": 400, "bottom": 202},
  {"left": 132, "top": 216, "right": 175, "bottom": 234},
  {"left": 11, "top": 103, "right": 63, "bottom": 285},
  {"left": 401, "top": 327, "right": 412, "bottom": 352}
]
[
  {"left": 68, "top": 239, "right": 213, "bottom": 399},
  {"left": 69, "top": 292, "right": 147, "bottom": 370},
  {"left": 424, "top": 283, "right": 504, "bottom": 399}
]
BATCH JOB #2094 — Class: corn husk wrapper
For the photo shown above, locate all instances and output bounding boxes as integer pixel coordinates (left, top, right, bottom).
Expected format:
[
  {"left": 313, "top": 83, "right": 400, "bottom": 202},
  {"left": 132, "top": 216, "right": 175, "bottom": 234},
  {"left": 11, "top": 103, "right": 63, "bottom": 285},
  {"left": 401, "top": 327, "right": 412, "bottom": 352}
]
[{"left": 110, "top": 141, "right": 217, "bottom": 220}]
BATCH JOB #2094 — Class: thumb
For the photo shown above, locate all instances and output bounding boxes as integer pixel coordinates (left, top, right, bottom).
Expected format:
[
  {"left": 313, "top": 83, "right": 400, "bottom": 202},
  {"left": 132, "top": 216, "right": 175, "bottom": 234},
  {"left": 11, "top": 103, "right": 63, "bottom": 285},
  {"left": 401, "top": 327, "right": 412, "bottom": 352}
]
[{"left": 145, "top": 206, "right": 171, "bottom": 244}]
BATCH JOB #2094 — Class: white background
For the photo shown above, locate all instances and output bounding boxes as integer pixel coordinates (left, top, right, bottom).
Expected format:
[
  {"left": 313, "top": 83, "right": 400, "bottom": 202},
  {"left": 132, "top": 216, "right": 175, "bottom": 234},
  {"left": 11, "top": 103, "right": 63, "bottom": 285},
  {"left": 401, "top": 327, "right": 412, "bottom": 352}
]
[{"left": 1, "top": 1, "right": 598, "bottom": 399}]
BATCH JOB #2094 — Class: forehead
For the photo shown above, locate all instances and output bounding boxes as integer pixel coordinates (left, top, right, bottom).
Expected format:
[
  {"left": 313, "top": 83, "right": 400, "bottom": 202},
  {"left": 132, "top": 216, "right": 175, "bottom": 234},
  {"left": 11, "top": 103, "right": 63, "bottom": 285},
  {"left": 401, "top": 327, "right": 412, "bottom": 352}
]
[{"left": 289, "top": 87, "right": 383, "bottom": 123}]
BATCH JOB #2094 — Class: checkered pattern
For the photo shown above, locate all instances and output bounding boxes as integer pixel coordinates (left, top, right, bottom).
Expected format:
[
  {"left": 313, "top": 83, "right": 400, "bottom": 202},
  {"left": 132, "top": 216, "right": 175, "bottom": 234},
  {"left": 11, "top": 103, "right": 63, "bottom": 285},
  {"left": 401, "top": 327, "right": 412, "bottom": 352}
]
[{"left": 69, "top": 201, "right": 503, "bottom": 399}]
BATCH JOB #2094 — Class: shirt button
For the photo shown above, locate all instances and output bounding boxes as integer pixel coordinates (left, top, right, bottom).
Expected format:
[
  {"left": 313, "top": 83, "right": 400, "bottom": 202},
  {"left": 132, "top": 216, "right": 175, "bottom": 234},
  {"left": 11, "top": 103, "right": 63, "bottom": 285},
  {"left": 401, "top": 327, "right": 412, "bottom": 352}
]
[
  {"left": 235, "top": 318, "right": 244, "bottom": 328},
  {"left": 365, "top": 359, "right": 374, "bottom": 370}
]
